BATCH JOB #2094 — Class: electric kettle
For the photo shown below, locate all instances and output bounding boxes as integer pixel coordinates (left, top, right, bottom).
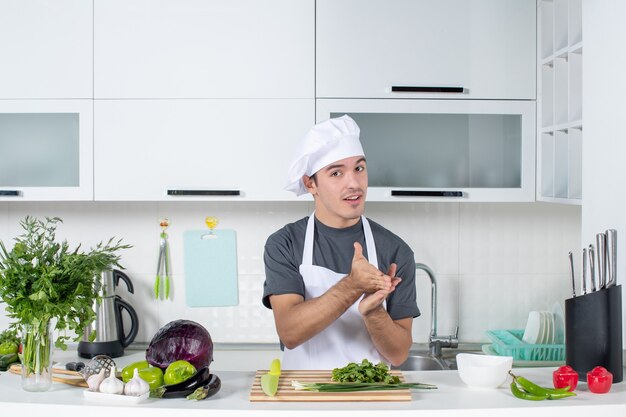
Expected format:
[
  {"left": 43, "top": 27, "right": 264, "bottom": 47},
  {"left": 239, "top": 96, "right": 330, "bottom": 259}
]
[{"left": 78, "top": 269, "right": 139, "bottom": 358}]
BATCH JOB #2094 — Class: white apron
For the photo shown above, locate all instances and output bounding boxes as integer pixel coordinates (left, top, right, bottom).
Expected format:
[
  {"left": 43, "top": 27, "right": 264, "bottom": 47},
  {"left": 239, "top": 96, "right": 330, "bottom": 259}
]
[{"left": 282, "top": 214, "right": 385, "bottom": 370}]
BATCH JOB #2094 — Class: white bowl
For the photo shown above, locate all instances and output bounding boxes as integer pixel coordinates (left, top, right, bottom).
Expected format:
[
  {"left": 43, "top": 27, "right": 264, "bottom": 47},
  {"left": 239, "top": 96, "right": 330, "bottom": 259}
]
[{"left": 456, "top": 353, "right": 513, "bottom": 389}]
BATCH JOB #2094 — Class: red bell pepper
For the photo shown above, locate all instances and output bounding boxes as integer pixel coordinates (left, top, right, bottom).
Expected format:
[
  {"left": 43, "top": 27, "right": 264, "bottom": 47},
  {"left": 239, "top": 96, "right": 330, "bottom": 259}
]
[
  {"left": 553, "top": 365, "right": 578, "bottom": 391},
  {"left": 587, "top": 366, "right": 613, "bottom": 394}
]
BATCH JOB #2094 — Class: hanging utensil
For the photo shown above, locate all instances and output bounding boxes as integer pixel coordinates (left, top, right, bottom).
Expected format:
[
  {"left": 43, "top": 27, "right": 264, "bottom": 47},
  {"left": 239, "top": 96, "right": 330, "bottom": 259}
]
[
  {"left": 589, "top": 244, "right": 597, "bottom": 292},
  {"left": 568, "top": 251, "right": 576, "bottom": 298},
  {"left": 202, "top": 216, "right": 220, "bottom": 239},
  {"left": 606, "top": 229, "right": 617, "bottom": 288},
  {"left": 155, "top": 218, "right": 171, "bottom": 300},
  {"left": 596, "top": 233, "right": 607, "bottom": 289}
]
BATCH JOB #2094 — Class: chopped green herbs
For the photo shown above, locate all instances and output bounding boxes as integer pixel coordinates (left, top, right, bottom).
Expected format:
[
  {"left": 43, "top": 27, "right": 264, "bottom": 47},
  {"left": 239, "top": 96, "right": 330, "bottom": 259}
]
[
  {"left": 331, "top": 359, "right": 400, "bottom": 384},
  {"left": 292, "top": 380, "right": 437, "bottom": 392}
]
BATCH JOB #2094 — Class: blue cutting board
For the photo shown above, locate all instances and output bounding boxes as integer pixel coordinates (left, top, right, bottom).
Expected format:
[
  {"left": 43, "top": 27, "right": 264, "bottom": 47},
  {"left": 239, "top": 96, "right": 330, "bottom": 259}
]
[{"left": 183, "top": 229, "right": 239, "bottom": 307}]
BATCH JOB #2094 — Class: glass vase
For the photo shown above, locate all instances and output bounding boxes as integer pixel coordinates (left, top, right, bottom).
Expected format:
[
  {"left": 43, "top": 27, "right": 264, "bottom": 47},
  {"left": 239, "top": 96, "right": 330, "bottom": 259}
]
[{"left": 20, "top": 321, "right": 53, "bottom": 392}]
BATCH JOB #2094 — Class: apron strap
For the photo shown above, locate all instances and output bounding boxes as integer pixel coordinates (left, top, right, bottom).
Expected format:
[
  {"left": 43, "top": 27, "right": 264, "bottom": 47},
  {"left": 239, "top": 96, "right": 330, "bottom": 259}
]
[
  {"left": 362, "top": 216, "right": 378, "bottom": 270},
  {"left": 303, "top": 213, "right": 378, "bottom": 269}
]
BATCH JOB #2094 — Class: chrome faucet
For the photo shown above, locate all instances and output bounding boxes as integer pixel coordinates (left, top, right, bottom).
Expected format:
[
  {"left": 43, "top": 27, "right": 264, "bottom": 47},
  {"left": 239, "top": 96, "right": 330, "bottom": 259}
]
[{"left": 415, "top": 263, "right": 459, "bottom": 358}]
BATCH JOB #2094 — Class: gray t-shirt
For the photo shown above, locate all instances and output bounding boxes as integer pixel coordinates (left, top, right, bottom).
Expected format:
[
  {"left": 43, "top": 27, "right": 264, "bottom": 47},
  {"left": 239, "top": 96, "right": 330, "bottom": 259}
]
[{"left": 263, "top": 216, "right": 420, "bottom": 320}]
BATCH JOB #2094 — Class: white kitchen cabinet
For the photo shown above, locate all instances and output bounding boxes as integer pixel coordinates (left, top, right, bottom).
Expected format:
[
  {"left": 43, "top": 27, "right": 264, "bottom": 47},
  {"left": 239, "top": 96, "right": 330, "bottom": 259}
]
[
  {"left": 316, "top": 0, "right": 536, "bottom": 100},
  {"left": 317, "top": 99, "right": 536, "bottom": 202},
  {"left": 0, "top": 100, "right": 94, "bottom": 201},
  {"left": 537, "top": 0, "right": 583, "bottom": 204},
  {"left": 94, "top": 99, "right": 314, "bottom": 201},
  {"left": 0, "top": 0, "right": 92, "bottom": 99},
  {"left": 94, "top": 0, "right": 314, "bottom": 99}
]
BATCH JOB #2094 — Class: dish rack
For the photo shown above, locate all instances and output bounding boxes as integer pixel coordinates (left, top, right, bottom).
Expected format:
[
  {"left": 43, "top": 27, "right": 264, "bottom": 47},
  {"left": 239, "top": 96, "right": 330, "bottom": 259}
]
[{"left": 486, "top": 329, "right": 565, "bottom": 362}]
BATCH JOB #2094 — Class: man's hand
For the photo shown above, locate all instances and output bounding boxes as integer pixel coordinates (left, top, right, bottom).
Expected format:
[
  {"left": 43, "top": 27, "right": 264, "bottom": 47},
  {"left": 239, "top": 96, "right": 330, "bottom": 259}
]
[
  {"left": 358, "top": 262, "right": 401, "bottom": 316},
  {"left": 348, "top": 242, "right": 392, "bottom": 293}
]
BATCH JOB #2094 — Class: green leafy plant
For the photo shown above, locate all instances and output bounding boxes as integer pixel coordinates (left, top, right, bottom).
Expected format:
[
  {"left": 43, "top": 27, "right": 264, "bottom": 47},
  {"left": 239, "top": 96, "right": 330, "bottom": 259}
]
[{"left": 0, "top": 216, "right": 131, "bottom": 350}]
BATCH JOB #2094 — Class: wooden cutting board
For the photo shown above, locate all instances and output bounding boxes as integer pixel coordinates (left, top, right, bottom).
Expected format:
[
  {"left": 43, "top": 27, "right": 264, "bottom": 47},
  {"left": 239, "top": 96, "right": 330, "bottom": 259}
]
[
  {"left": 9, "top": 364, "right": 88, "bottom": 388},
  {"left": 249, "top": 370, "right": 411, "bottom": 402}
]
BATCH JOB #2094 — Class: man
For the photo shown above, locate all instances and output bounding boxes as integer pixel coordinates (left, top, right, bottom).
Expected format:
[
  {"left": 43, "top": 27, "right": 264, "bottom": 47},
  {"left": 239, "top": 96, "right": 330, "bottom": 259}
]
[{"left": 263, "top": 115, "right": 419, "bottom": 370}]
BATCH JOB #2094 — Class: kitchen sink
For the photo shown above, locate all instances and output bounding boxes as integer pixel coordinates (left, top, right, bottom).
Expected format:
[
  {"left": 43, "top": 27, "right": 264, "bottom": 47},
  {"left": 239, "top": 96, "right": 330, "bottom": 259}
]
[
  {"left": 392, "top": 349, "right": 482, "bottom": 371},
  {"left": 393, "top": 354, "right": 449, "bottom": 371}
]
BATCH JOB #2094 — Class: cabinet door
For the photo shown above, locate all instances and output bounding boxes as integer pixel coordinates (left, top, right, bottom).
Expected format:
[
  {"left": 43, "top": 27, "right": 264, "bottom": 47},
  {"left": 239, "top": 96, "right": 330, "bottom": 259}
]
[
  {"left": 0, "top": 100, "right": 93, "bottom": 201},
  {"left": 94, "top": 99, "right": 314, "bottom": 201},
  {"left": 0, "top": 0, "right": 92, "bottom": 99},
  {"left": 317, "top": 0, "right": 536, "bottom": 100},
  {"left": 317, "top": 99, "right": 536, "bottom": 202},
  {"left": 94, "top": 0, "right": 314, "bottom": 99}
]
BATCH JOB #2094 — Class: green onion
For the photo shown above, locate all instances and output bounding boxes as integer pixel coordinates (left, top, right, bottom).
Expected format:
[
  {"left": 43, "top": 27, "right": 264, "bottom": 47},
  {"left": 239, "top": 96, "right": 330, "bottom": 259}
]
[{"left": 291, "top": 380, "right": 437, "bottom": 392}]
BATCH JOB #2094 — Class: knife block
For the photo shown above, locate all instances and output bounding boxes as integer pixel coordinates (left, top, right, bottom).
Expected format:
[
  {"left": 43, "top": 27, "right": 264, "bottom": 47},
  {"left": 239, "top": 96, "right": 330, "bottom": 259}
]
[{"left": 565, "top": 285, "right": 623, "bottom": 383}]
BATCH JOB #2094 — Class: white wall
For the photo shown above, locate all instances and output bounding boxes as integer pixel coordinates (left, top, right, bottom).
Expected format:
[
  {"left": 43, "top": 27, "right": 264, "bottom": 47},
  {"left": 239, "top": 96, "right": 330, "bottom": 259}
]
[
  {"left": 0, "top": 201, "right": 580, "bottom": 345},
  {"left": 582, "top": 0, "right": 626, "bottom": 340}
]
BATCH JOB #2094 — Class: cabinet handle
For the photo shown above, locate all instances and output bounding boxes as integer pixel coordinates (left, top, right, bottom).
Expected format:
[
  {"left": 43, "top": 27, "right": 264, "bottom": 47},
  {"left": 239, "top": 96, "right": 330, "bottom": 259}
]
[
  {"left": 391, "top": 190, "right": 464, "bottom": 197},
  {"left": 167, "top": 189, "right": 241, "bottom": 196},
  {"left": 0, "top": 190, "right": 22, "bottom": 197},
  {"left": 391, "top": 86, "right": 464, "bottom": 93}
]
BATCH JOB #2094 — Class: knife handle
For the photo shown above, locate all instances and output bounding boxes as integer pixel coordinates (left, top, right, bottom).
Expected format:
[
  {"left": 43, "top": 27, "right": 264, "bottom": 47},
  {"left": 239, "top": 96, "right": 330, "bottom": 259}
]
[
  {"left": 596, "top": 233, "right": 607, "bottom": 289},
  {"left": 568, "top": 251, "right": 576, "bottom": 298},
  {"left": 606, "top": 229, "right": 617, "bottom": 287},
  {"left": 582, "top": 248, "right": 587, "bottom": 295},
  {"left": 589, "top": 245, "right": 597, "bottom": 292}
]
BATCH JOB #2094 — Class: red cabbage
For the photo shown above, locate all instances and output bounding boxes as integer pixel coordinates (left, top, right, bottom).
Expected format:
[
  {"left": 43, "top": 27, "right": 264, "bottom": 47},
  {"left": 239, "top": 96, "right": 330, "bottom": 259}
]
[{"left": 146, "top": 319, "right": 213, "bottom": 370}]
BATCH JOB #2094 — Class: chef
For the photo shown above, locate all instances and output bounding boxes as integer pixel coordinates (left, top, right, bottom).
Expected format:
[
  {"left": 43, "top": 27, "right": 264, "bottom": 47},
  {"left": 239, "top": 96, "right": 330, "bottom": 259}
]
[{"left": 262, "top": 115, "right": 419, "bottom": 370}]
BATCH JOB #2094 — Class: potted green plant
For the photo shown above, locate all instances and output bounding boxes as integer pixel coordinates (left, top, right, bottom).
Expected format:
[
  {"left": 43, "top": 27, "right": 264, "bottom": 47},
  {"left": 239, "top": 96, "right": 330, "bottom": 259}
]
[{"left": 0, "top": 216, "right": 130, "bottom": 391}]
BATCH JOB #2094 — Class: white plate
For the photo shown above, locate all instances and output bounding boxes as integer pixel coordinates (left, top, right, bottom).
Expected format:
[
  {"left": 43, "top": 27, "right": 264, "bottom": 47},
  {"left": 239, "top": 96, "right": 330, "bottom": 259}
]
[
  {"left": 539, "top": 311, "right": 548, "bottom": 344},
  {"left": 83, "top": 390, "right": 149, "bottom": 404},
  {"left": 546, "top": 311, "right": 556, "bottom": 345},
  {"left": 552, "top": 302, "right": 565, "bottom": 344},
  {"left": 522, "top": 311, "right": 542, "bottom": 344}
]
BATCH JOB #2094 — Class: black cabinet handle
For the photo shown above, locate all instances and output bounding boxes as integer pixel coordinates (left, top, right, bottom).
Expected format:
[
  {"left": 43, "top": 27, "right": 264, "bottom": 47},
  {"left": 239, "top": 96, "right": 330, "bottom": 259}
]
[
  {"left": 0, "top": 190, "right": 22, "bottom": 197},
  {"left": 167, "top": 189, "right": 241, "bottom": 196},
  {"left": 391, "top": 86, "right": 465, "bottom": 93},
  {"left": 391, "top": 190, "right": 464, "bottom": 197}
]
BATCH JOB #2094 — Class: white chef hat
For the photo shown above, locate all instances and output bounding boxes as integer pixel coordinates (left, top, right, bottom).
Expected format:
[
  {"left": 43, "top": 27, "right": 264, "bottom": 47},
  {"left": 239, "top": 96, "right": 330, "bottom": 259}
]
[{"left": 284, "top": 115, "right": 364, "bottom": 196}]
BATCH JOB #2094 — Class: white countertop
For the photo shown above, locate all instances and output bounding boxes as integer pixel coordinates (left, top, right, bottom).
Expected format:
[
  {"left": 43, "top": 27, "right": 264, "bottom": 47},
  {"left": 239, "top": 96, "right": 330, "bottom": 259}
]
[{"left": 1, "top": 351, "right": 625, "bottom": 417}]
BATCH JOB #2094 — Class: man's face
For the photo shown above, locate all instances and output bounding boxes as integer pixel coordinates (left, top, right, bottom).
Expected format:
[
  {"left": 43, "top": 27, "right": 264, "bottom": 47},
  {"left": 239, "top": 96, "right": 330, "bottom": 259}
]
[{"left": 303, "top": 155, "right": 368, "bottom": 228}]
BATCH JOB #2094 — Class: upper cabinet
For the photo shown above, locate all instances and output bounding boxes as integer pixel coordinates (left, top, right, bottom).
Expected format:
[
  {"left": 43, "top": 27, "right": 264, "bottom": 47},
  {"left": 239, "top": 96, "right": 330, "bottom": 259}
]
[
  {"left": 94, "top": 99, "right": 313, "bottom": 201},
  {"left": 0, "top": 100, "right": 94, "bottom": 201},
  {"left": 317, "top": 99, "right": 536, "bottom": 202},
  {"left": 0, "top": 0, "right": 93, "bottom": 99},
  {"left": 94, "top": 0, "right": 314, "bottom": 99},
  {"left": 537, "top": 0, "right": 583, "bottom": 204},
  {"left": 316, "top": 0, "right": 536, "bottom": 100}
]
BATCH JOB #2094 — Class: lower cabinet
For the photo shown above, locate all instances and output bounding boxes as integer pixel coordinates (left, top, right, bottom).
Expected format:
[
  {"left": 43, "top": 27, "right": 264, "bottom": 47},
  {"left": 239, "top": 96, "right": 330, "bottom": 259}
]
[{"left": 94, "top": 99, "right": 314, "bottom": 201}]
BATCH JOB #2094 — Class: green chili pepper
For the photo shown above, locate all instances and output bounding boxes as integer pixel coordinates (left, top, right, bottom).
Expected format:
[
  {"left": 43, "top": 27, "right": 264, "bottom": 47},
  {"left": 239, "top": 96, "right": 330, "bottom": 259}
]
[
  {"left": 510, "top": 380, "right": 549, "bottom": 401},
  {"left": 512, "top": 373, "right": 571, "bottom": 396},
  {"left": 509, "top": 371, "right": 576, "bottom": 401},
  {"left": 546, "top": 389, "right": 577, "bottom": 400}
]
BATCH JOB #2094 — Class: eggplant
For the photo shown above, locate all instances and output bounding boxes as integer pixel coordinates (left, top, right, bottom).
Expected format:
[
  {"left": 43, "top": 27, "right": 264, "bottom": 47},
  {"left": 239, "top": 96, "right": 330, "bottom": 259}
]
[
  {"left": 151, "top": 366, "right": 211, "bottom": 398},
  {"left": 186, "top": 374, "right": 222, "bottom": 400}
]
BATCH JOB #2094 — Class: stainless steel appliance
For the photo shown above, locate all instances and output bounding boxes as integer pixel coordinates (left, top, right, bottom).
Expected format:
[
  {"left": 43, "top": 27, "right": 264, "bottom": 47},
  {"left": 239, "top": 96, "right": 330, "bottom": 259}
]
[{"left": 78, "top": 269, "right": 139, "bottom": 358}]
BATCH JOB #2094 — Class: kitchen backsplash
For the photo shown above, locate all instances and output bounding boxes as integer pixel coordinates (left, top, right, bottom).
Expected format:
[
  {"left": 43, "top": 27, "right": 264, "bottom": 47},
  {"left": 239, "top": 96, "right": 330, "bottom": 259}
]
[{"left": 0, "top": 201, "right": 580, "bottom": 345}]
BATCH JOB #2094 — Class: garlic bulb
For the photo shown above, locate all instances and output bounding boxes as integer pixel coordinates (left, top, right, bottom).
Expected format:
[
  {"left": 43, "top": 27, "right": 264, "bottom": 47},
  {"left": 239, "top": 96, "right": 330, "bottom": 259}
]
[
  {"left": 87, "top": 367, "right": 106, "bottom": 392},
  {"left": 98, "top": 366, "right": 125, "bottom": 395},
  {"left": 124, "top": 368, "right": 150, "bottom": 397}
]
